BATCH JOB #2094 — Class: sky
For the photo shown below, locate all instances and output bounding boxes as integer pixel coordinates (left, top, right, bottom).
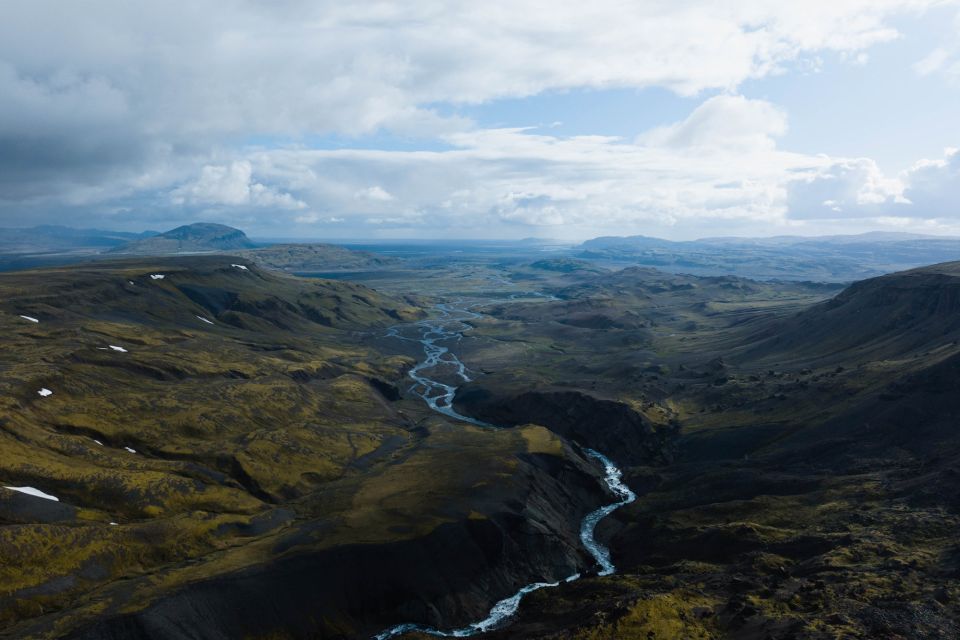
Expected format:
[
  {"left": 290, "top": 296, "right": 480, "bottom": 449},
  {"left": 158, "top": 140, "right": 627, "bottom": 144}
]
[{"left": 1, "top": 1, "right": 960, "bottom": 241}]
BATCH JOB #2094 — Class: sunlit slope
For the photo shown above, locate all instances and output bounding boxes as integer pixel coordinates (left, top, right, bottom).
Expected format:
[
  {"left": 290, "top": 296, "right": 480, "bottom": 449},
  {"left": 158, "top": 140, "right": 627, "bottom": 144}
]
[{"left": 0, "top": 257, "right": 607, "bottom": 639}]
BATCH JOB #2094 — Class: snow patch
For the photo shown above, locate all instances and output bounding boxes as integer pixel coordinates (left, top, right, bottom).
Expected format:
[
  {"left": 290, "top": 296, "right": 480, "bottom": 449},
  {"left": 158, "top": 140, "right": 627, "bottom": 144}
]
[
  {"left": 196, "top": 316, "right": 215, "bottom": 325},
  {"left": 109, "top": 522, "right": 118, "bottom": 526},
  {"left": 93, "top": 439, "right": 104, "bottom": 446},
  {"left": 150, "top": 274, "right": 165, "bottom": 280},
  {"left": 19, "top": 315, "right": 39, "bottom": 323},
  {"left": 108, "top": 345, "right": 128, "bottom": 353},
  {"left": 5, "top": 486, "right": 59, "bottom": 501},
  {"left": 124, "top": 446, "right": 137, "bottom": 454},
  {"left": 231, "top": 264, "right": 249, "bottom": 270},
  {"left": 37, "top": 388, "right": 53, "bottom": 397}
]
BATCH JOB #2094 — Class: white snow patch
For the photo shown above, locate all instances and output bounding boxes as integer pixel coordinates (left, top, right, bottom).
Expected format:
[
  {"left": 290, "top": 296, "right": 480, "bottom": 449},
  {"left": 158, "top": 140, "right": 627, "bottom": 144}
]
[
  {"left": 109, "top": 522, "right": 118, "bottom": 526},
  {"left": 19, "top": 315, "right": 39, "bottom": 323},
  {"left": 5, "top": 486, "right": 59, "bottom": 501},
  {"left": 231, "top": 264, "right": 249, "bottom": 270},
  {"left": 124, "top": 446, "right": 137, "bottom": 454},
  {"left": 196, "top": 316, "right": 215, "bottom": 325},
  {"left": 150, "top": 274, "right": 165, "bottom": 280},
  {"left": 108, "top": 345, "right": 128, "bottom": 353},
  {"left": 128, "top": 280, "right": 135, "bottom": 285},
  {"left": 93, "top": 439, "right": 104, "bottom": 446},
  {"left": 37, "top": 388, "right": 53, "bottom": 397}
]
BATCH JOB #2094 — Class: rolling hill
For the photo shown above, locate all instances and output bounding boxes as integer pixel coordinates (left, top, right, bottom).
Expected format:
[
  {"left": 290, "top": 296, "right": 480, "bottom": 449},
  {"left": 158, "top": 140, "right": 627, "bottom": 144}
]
[{"left": 0, "top": 257, "right": 612, "bottom": 639}]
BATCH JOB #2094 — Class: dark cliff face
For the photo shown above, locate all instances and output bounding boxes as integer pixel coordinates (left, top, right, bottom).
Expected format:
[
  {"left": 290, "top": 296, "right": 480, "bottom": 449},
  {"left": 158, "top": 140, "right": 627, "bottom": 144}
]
[
  {"left": 58, "top": 450, "right": 608, "bottom": 640},
  {"left": 454, "top": 387, "right": 678, "bottom": 466}
]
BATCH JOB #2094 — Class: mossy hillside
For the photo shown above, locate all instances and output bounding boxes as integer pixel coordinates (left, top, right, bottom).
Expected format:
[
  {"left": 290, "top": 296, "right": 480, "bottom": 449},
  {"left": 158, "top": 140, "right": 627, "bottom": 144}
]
[
  {"left": 374, "top": 259, "right": 960, "bottom": 638},
  {"left": 10, "top": 421, "right": 600, "bottom": 639},
  {"left": 1, "top": 257, "right": 609, "bottom": 639},
  {"left": 0, "top": 258, "right": 426, "bottom": 633}
]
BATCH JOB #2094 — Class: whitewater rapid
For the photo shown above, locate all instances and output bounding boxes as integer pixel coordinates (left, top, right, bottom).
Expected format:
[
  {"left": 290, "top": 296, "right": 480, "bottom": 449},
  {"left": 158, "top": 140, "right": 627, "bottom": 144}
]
[{"left": 376, "top": 298, "right": 636, "bottom": 639}]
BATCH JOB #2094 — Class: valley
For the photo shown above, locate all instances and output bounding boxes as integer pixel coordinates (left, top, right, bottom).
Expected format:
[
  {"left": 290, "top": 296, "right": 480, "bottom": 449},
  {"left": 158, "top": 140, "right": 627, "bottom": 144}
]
[
  {"left": 7, "top": 3, "right": 960, "bottom": 639},
  {"left": 2, "top": 245, "right": 960, "bottom": 639}
]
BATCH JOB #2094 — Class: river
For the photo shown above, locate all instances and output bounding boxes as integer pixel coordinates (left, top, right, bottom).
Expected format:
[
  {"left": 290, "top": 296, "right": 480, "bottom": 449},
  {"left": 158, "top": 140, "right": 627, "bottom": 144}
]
[{"left": 375, "top": 297, "right": 636, "bottom": 639}]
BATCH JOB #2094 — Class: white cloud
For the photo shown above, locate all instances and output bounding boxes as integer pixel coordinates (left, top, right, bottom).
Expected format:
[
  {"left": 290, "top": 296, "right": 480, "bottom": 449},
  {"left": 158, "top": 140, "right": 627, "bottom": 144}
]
[
  {"left": 238, "top": 113, "right": 816, "bottom": 237},
  {"left": 171, "top": 161, "right": 306, "bottom": 209},
  {"left": 356, "top": 186, "right": 395, "bottom": 202},
  {"left": 786, "top": 158, "right": 904, "bottom": 218},
  {"left": 0, "top": 1, "right": 937, "bottom": 152},
  {"left": 0, "top": 0, "right": 955, "bottom": 238},
  {"left": 901, "top": 147, "right": 960, "bottom": 216},
  {"left": 913, "top": 10, "right": 960, "bottom": 80},
  {"left": 294, "top": 212, "right": 344, "bottom": 224},
  {"left": 786, "top": 147, "right": 960, "bottom": 220},
  {"left": 915, "top": 47, "right": 953, "bottom": 75},
  {"left": 638, "top": 95, "right": 788, "bottom": 151}
]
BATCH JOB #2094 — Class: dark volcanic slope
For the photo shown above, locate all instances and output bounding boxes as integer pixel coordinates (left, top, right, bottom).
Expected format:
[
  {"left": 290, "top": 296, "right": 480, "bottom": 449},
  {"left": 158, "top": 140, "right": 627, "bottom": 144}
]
[
  {"left": 423, "top": 259, "right": 960, "bottom": 639},
  {"left": 0, "top": 257, "right": 613, "bottom": 639},
  {"left": 740, "top": 261, "right": 960, "bottom": 365}
]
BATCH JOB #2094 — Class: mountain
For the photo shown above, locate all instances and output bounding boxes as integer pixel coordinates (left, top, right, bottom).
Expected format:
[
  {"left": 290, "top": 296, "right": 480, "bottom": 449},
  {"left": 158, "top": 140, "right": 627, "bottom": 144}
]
[
  {"left": 695, "top": 231, "right": 951, "bottom": 246},
  {"left": 739, "top": 261, "right": 960, "bottom": 365},
  {"left": 109, "top": 222, "right": 255, "bottom": 254},
  {"left": 0, "top": 225, "right": 157, "bottom": 254},
  {"left": 237, "top": 243, "right": 400, "bottom": 272},
  {"left": 578, "top": 232, "right": 960, "bottom": 281}
]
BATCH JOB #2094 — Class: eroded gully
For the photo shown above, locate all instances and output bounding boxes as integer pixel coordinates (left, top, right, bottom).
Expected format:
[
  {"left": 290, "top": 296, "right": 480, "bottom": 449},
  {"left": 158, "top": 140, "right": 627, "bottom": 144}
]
[{"left": 375, "top": 298, "right": 636, "bottom": 639}]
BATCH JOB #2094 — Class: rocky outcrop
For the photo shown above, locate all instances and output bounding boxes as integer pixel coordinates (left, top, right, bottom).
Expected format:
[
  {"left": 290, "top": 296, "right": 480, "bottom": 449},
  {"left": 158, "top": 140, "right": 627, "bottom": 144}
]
[
  {"left": 454, "top": 387, "right": 677, "bottom": 465},
  {"left": 59, "top": 450, "right": 608, "bottom": 640}
]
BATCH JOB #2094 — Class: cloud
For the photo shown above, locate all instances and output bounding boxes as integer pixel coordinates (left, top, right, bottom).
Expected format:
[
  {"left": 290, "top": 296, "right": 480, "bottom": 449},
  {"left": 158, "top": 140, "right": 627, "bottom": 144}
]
[
  {"left": 786, "top": 148, "right": 960, "bottom": 220},
  {"left": 0, "top": 1, "right": 953, "bottom": 238},
  {"left": 786, "top": 158, "right": 903, "bottom": 218},
  {"left": 356, "top": 186, "right": 395, "bottom": 202},
  {"left": 233, "top": 115, "right": 816, "bottom": 238},
  {"left": 901, "top": 147, "right": 960, "bottom": 216},
  {"left": 914, "top": 47, "right": 954, "bottom": 75},
  {"left": 913, "top": 11, "right": 960, "bottom": 80},
  {"left": 171, "top": 161, "right": 306, "bottom": 209},
  {"left": 0, "top": 2, "right": 937, "bottom": 206},
  {"left": 638, "top": 95, "right": 788, "bottom": 151}
]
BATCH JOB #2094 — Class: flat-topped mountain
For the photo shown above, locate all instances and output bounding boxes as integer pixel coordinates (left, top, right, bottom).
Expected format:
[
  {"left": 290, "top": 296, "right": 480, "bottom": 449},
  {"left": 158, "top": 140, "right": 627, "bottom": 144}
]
[
  {"left": 109, "top": 223, "right": 254, "bottom": 254},
  {"left": 238, "top": 243, "right": 399, "bottom": 272}
]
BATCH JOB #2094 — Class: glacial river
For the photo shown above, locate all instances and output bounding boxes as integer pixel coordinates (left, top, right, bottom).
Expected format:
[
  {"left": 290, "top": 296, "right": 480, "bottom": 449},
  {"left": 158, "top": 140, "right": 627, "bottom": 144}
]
[{"left": 375, "top": 298, "right": 636, "bottom": 639}]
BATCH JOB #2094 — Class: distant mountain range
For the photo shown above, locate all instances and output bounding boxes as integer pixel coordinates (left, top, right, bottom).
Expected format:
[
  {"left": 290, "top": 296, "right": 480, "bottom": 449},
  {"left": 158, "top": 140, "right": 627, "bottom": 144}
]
[
  {"left": 4, "top": 223, "right": 960, "bottom": 283},
  {"left": 0, "top": 225, "right": 158, "bottom": 254},
  {"left": 579, "top": 232, "right": 960, "bottom": 281}
]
